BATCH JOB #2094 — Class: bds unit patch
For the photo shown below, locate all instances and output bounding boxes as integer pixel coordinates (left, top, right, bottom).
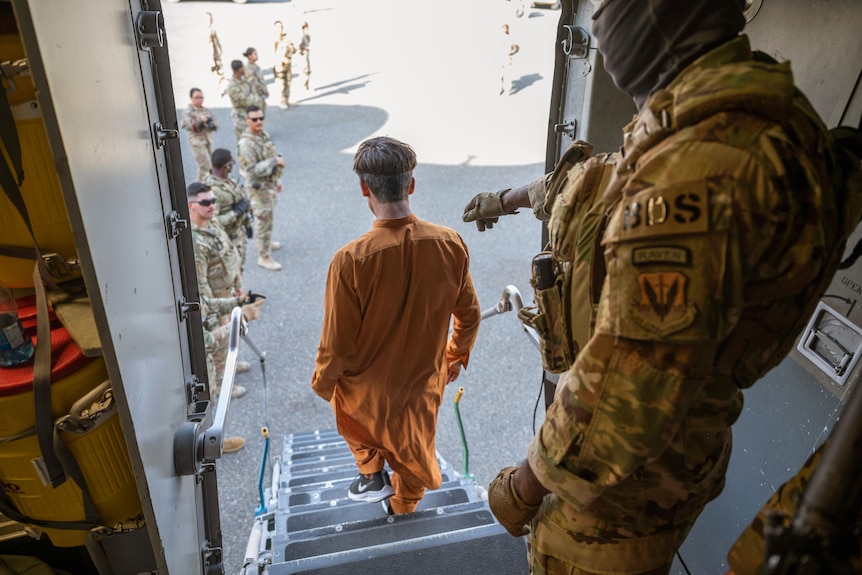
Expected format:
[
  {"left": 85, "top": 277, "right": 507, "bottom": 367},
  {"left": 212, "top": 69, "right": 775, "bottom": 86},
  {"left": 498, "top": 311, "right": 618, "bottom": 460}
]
[{"left": 631, "top": 272, "right": 697, "bottom": 336}]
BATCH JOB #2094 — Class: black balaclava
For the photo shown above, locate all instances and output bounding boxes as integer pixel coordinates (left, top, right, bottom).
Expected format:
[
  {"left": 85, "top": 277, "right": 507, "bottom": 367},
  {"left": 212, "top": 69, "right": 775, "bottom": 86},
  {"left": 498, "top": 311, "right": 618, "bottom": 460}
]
[{"left": 592, "top": 0, "right": 746, "bottom": 109}]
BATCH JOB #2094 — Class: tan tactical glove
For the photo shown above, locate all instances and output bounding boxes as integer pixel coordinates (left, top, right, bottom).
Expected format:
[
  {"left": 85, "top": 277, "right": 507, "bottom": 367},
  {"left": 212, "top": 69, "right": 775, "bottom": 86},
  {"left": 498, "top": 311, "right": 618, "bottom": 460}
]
[
  {"left": 242, "top": 300, "right": 264, "bottom": 322},
  {"left": 488, "top": 466, "right": 541, "bottom": 537},
  {"left": 241, "top": 291, "right": 266, "bottom": 322},
  {"left": 462, "top": 189, "right": 516, "bottom": 232}
]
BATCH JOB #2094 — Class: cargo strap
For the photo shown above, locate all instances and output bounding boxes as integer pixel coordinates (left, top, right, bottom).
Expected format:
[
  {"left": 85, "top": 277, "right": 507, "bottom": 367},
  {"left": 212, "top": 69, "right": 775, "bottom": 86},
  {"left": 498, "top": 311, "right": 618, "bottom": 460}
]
[{"left": 0, "top": 68, "right": 101, "bottom": 528}]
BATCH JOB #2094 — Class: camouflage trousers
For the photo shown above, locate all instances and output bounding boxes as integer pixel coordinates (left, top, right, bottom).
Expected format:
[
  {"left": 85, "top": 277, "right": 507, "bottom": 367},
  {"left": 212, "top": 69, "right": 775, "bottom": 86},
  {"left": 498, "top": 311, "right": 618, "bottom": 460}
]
[
  {"left": 231, "top": 108, "right": 247, "bottom": 142},
  {"left": 209, "top": 340, "right": 228, "bottom": 394},
  {"left": 189, "top": 136, "right": 213, "bottom": 182},
  {"left": 228, "top": 230, "right": 249, "bottom": 273},
  {"left": 248, "top": 184, "right": 278, "bottom": 258},
  {"left": 302, "top": 54, "right": 311, "bottom": 89},
  {"left": 275, "top": 67, "right": 293, "bottom": 105},
  {"left": 205, "top": 322, "right": 229, "bottom": 398},
  {"left": 526, "top": 496, "right": 695, "bottom": 575}
]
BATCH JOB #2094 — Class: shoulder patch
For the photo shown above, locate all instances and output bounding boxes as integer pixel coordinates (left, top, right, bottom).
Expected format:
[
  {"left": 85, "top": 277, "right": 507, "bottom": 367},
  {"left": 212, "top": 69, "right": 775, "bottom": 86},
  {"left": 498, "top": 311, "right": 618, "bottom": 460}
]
[
  {"left": 605, "top": 182, "right": 708, "bottom": 243},
  {"left": 631, "top": 272, "right": 697, "bottom": 336}
]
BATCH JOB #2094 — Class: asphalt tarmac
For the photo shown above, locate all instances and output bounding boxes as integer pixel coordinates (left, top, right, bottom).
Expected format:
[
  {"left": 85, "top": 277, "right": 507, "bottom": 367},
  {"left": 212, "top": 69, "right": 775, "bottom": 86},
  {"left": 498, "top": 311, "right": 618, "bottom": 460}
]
[{"left": 163, "top": 1, "right": 560, "bottom": 571}]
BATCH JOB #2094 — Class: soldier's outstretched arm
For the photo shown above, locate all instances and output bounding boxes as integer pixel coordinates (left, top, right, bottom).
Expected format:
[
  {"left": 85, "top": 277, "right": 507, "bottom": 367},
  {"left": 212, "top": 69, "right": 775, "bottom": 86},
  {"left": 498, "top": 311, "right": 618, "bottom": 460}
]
[{"left": 461, "top": 184, "right": 531, "bottom": 232}]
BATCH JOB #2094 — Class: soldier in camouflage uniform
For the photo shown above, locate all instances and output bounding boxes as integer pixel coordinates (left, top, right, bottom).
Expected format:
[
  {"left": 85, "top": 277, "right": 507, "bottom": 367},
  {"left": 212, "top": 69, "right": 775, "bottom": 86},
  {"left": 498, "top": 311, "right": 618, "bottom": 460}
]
[
  {"left": 462, "top": 1, "right": 862, "bottom": 573},
  {"left": 273, "top": 20, "right": 297, "bottom": 109},
  {"left": 187, "top": 182, "right": 253, "bottom": 388},
  {"left": 243, "top": 47, "right": 269, "bottom": 115},
  {"left": 226, "top": 60, "right": 262, "bottom": 143},
  {"left": 206, "top": 12, "right": 223, "bottom": 83},
  {"left": 204, "top": 148, "right": 253, "bottom": 272},
  {"left": 188, "top": 182, "right": 257, "bottom": 453},
  {"left": 299, "top": 21, "right": 311, "bottom": 91},
  {"left": 180, "top": 88, "right": 218, "bottom": 182},
  {"left": 238, "top": 105, "right": 285, "bottom": 271}
]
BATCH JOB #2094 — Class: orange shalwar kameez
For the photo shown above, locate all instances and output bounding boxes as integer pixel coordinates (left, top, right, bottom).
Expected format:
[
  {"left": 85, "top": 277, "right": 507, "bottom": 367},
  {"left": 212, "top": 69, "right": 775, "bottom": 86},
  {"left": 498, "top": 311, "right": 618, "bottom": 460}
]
[{"left": 312, "top": 214, "right": 481, "bottom": 513}]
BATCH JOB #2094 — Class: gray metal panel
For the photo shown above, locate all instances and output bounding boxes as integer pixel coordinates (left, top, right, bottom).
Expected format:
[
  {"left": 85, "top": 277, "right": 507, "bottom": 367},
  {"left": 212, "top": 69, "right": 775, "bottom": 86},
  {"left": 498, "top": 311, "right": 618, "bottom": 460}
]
[
  {"left": 19, "top": 1, "right": 201, "bottom": 573},
  {"left": 556, "top": 2, "right": 637, "bottom": 156},
  {"left": 673, "top": 357, "right": 845, "bottom": 574},
  {"left": 745, "top": 0, "right": 862, "bottom": 127}
]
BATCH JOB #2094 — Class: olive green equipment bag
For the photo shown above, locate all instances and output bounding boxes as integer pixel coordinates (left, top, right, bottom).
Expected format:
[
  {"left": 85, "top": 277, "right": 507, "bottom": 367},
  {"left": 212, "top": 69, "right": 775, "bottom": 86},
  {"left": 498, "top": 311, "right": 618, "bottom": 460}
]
[{"left": 518, "top": 143, "right": 620, "bottom": 373}]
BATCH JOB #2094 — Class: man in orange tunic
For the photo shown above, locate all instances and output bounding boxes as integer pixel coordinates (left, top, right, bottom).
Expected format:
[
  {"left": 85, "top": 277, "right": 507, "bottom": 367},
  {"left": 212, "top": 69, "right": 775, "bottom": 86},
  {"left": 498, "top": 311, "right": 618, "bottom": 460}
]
[{"left": 312, "top": 136, "right": 481, "bottom": 514}]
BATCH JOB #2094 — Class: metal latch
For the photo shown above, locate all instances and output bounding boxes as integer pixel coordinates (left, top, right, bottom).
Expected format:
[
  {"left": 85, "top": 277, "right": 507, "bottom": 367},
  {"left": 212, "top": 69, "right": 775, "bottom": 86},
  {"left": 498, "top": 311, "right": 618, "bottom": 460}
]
[
  {"left": 167, "top": 210, "right": 187, "bottom": 238},
  {"left": 0, "top": 59, "right": 29, "bottom": 94},
  {"left": 178, "top": 297, "right": 201, "bottom": 322},
  {"left": 154, "top": 122, "right": 178, "bottom": 148},
  {"left": 797, "top": 301, "right": 862, "bottom": 385},
  {"left": 562, "top": 25, "right": 590, "bottom": 59},
  {"left": 135, "top": 11, "right": 164, "bottom": 50},
  {"left": 554, "top": 120, "right": 577, "bottom": 140}
]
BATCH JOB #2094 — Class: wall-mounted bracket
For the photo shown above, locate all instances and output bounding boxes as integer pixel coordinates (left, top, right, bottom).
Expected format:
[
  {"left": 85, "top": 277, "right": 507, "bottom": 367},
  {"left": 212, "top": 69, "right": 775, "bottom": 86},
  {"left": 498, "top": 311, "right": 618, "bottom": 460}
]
[
  {"left": 135, "top": 11, "right": 164, "bottom": 50},
  {"left": 562, "top": 25, "right": 590, "bottom": 59}
]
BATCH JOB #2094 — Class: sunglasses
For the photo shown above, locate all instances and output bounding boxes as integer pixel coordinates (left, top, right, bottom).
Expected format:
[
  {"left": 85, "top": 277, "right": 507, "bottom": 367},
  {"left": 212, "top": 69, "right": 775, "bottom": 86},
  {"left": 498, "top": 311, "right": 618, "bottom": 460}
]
[
  {"left": 248, "top": 116, "right": 265, "bottom": 122},
  {"left": 194, "top": 198, "right": 217, "bottom": 207}
]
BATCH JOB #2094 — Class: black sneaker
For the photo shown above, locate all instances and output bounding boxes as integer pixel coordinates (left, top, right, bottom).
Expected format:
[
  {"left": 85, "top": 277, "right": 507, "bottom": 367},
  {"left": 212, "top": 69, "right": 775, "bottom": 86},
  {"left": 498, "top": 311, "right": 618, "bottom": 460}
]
[
  {"left": 381, "top": 498, "right": 393, "bottom": 515},
  {"left": 347, "top": 470, "right": 394, "bottom": 502}
]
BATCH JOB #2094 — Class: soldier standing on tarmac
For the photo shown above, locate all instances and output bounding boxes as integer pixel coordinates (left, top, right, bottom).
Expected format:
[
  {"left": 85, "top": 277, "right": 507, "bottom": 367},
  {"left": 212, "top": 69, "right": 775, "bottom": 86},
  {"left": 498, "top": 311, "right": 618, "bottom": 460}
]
[
  {"left": 238, "top": 105, "right": 285, "bottom": 272},
  {"left": 187, "top": 182, "right": 267, "bottom": 453},
  {"left": 226, "top": 60, "right": 262, "bottom": 143},
  {"left": 204, "top": 148, "right": 253, "bottom": 273},
  {"left": 180, "top": 88, "right": 218, "bottom": 182},
  {"left": 243, "top": 47, "right": 269, "bottom": 115},
  {"left": 206, "top": 12, "right": 223, "bottom": 83},
  {"left": 273, "top": 20, "right": 298, "bottom": 109},
  {"left": 299, "top": 21, "right": 311, "bottom": 91}
]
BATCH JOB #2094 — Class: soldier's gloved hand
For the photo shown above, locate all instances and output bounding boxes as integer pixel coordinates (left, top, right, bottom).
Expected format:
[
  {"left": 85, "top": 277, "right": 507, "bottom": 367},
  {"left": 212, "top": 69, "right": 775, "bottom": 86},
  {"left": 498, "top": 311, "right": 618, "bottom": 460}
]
[
  {"left": 242, "top": 299, "right": 264, "bottom": 322},
  {"left": 488, "top": 466, "right": 540, "bottom": 537},
  {"left": 233, "top": 198, "right": 251, "bottom": 215},
  {"left": 462, "top": 189, "right": 515, "bottom": 232}
]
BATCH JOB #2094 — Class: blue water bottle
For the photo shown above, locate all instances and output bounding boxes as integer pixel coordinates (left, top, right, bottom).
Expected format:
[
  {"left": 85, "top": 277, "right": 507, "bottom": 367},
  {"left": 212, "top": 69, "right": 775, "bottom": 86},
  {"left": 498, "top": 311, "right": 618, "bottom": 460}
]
[{"left": 0, "top": 281, "right": 35, "bottom": 367}]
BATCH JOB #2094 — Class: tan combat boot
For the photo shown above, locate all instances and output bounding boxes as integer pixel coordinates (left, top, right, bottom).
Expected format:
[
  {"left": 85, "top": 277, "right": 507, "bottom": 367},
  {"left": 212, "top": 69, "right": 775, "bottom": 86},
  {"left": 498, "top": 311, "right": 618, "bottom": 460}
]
[
  {"left": 271, "top": 241, "right": 283, "bottom": 251},
  {"left": 223, "top": 437, "right": 246, "bottom": 453},
  {"left": 230, "top": 385, "right": 247, "bottom": 399},
  {"left": 236, "top": 360, "right": 251, "bottom": 374},
  {"left": 258, "top": 255, "right": 282, "bottom": 271}
]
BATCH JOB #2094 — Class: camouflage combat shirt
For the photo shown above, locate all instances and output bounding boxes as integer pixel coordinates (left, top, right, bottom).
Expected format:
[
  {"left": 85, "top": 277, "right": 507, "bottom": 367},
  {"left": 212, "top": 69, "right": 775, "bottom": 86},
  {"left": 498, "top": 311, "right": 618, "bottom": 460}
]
[
  {"left": 226, "top": 76, "right": 260, "bottom": 115},
  {"left": 192, "top": 218, "right": 243, "bottom": 331},
  {"left": 203, "top": 172, "right": 250, "bottom": 240},
  {"left": 526, "top": 35, "right": 852, "bottom": 571},
  {"left": 237, "top": 130, "right": 282, "bottom": 188},
  {"left": 179, "top": 104, "right": 217, "bottom": 144}
]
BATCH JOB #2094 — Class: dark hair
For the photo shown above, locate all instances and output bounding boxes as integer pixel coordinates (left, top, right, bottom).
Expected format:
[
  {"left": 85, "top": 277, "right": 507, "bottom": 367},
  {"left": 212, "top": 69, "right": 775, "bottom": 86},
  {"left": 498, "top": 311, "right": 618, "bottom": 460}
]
[
  {"left": 231, "top": 59, "right": 244, "bottom": 72},
  {"left": 187, "top": 182, "right": 211, "bottom": 199},
  {"left": 189, "top": 87, "right": 202, "bottom": 98},
  {"left": 246, "top": 104, "right": 262, "bottom": 116},
  {"left": 353, "top": 137, "right": 416, "bottom": 203},
  {"left": 211, "top": 148, "right": 233, "bottom": 169},
  {"left": 244, "top": 47, "right": 256, "bottom": 57}
]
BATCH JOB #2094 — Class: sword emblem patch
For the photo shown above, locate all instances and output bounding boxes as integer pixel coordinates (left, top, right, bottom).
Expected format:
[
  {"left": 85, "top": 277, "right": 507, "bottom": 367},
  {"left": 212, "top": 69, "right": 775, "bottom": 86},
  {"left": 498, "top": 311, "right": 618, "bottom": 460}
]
[{"left": 631, "top": 272, "right": 697, "bottom": 335}]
